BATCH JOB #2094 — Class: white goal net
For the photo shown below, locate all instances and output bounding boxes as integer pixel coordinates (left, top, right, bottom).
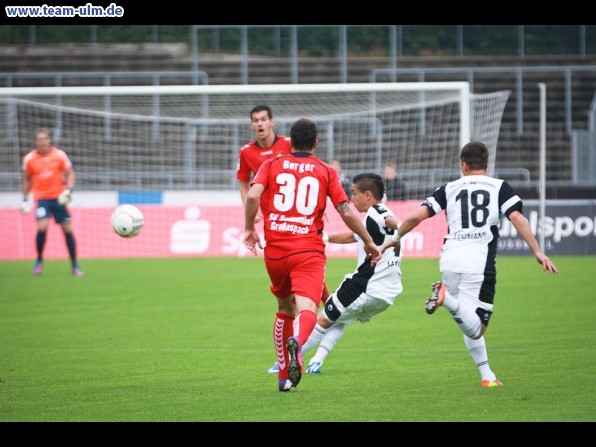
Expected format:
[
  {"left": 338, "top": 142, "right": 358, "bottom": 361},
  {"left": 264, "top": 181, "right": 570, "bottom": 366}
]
[{"left": 0, "top": 83, "right": 510, "bottom": 260}]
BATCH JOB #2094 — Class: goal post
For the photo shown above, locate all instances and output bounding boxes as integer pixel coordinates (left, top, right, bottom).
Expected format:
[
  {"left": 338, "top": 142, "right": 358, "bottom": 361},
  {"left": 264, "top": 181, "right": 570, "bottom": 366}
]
[{"left": 0, "top": 82, "right": 511, "bottom": 260}]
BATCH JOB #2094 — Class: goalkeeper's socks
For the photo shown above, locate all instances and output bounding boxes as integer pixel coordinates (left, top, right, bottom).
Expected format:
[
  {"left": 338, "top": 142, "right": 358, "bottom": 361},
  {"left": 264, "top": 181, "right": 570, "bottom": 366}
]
[
  {"left": 36, "top": 230, "right": 46, "bottom": 255},
  {"left": 65, "top": 233, "right": 76, "bottom": 259}
]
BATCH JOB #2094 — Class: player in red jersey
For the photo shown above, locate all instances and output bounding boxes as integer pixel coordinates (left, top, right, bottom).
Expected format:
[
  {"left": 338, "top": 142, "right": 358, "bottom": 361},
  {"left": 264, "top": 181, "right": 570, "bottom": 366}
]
[
  {"left": 237, "top": 105, "right": 330, "bottom": 374},
  {"left": 20, "top": 127, "right": 83, "bottom": 277},
  {"left": 243, "top": 118, "right": 381, "bottom": 391},
  {"left": 237, "top": 105, "right": 292, "bottom": 223}
]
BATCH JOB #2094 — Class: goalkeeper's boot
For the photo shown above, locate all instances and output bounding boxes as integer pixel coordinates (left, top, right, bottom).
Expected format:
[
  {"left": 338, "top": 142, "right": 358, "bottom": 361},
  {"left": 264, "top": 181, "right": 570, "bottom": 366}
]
[
  {"left": 287, "top": 336, "right": 303, "bottom": 388},
  {"left": 425, "top": 281, "right": 445, "bottom": 314},
  {"left": 481, "top": 379, "right": 503, "bottom": 388},
  {"left": 72, "top": 266, "right": 84, "bottom": 277},
  {"left": 33, "top": 260, "right": 43, "bottom": 276},
  {"left": 267, "top": 362, "right": 279, "bottom": 374}
]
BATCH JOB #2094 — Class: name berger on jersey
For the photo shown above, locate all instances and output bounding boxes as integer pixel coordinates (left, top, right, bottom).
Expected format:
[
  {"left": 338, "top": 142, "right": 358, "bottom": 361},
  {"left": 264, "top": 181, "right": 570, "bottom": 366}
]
[{"left": 282, "top": 160, "right": 315, "bottom": 173}]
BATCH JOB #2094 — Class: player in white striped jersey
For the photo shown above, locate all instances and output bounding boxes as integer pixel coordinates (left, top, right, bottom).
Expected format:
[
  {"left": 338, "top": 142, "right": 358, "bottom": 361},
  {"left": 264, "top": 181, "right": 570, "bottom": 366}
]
[
  {"left": 301, "top": 172, "right": 404, "bottom": 373},
  {"left": 382, "top": 141, "right": 558, "bottom": 387}
]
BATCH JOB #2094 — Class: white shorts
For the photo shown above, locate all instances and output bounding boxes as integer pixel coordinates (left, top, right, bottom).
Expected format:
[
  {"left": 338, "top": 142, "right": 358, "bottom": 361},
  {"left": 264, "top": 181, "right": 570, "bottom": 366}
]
[
  {"left": 324, "top": 292, "right": 394, "bottom": 325},
  {"left": 441, "top": 271, "right": 495, "bottom": 313}
]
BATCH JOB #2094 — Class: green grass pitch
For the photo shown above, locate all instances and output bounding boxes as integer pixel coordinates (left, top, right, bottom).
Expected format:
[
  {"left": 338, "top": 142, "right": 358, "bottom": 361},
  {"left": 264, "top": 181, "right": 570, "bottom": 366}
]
[{"left": 1, "top": 256, "right": 594, "bottom": 422}]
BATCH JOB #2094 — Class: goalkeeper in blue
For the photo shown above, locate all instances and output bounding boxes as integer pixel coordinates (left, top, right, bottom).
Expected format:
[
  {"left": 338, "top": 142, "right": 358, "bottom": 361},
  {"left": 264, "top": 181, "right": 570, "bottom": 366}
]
[
  {"left": 381, "top": 141, "right": 558, "bottom": 387},
  {"left": 301, "top": 172, "right": 404, "bottom": 374}
]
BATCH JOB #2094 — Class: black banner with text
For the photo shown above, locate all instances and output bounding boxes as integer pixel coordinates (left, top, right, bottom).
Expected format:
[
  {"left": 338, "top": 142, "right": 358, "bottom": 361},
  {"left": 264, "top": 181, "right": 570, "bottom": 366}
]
[{"left": 499, "top": 200, "right": 596, "bottom": 256}]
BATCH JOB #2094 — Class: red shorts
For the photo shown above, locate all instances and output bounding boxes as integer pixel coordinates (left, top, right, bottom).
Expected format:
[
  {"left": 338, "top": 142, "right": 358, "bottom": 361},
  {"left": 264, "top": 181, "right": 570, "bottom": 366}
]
[{"left": 265, "top": 251, "right": 326, "bottom": 306}]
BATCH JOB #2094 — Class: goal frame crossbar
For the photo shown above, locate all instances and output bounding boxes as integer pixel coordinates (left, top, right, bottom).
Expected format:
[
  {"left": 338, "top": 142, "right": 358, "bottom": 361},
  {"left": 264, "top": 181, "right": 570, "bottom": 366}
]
[{"left": 0, "top": 82, "right": 472, "bottom": 149}]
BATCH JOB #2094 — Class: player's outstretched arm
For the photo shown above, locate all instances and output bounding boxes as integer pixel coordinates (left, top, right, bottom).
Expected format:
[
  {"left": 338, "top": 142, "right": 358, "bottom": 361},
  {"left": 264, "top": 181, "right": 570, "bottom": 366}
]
[
  {"left": 381, "top": 205, "right": 431, "bottom": 253},
  {"left": 385, "top": 215, "right": 402, "bottom": 231},
  {"left": 327, "top": 231, "right": 356, "bottom": 244},
  {"left": 509, "top": 211, "right": 558, "bottom": 274},
  {"left": 380, "top": 238, "right": 398, "bottom": 254}
]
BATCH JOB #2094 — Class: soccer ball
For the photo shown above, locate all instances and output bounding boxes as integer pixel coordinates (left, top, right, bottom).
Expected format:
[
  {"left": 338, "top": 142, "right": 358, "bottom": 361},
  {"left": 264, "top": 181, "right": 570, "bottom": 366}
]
[{"left": 111, "top": 204, "right": 144, "bottom": 238}]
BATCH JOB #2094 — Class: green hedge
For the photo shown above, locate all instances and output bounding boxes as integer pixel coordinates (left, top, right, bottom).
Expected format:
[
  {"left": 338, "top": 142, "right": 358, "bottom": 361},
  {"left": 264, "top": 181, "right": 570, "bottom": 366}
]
[{"left": 0, "top": 25, "right": 593, "bottom": 57}]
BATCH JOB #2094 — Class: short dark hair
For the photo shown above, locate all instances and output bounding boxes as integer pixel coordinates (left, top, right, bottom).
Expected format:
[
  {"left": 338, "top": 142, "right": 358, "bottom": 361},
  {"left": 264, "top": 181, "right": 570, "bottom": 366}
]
[
  {"left": 250, "top": 105, "right": 273, "bottom": 120},
  {"left": 290, "top": 118, "right": 317, "bottom": 150},
  {"left": 460, "top": 141, "right": 489, "bottom": 170},
  {"left": 352, "top": 172, "right": 385, "bottom": 200}
]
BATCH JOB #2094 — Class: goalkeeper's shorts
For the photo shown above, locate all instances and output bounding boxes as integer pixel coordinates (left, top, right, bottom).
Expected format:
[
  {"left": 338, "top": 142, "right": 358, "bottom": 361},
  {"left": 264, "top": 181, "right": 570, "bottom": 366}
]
[{"left": 35, "top": 199, "right": 72, "bottom": 224}]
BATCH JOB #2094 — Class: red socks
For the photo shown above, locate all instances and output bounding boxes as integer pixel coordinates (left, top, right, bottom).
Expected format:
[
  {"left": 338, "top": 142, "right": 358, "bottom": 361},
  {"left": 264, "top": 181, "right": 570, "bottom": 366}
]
[
  {"left": 295, "top": 309, "right": 317, "bottom": 346},
  {"left": 274, "top": 309, "right": 317, "bottom": 377},
  {"left": 274, "top": 312, "right": 294, "bottom": 378}
]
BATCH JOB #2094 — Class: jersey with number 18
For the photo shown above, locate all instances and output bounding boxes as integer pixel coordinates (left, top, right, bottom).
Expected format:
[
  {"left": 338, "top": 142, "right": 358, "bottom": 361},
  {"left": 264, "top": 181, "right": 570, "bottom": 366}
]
[{"left": 423, "top": 174, "right": 522, "bottom": 275}]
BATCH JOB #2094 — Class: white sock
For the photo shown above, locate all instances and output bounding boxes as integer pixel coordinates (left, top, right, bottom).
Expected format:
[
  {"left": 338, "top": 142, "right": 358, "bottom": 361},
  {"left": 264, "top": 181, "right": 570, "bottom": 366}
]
[
  {"left": 310, "top": 323, "right": 346, "bottom": 364},
  {"left": 464, "top": 334, "right": 496, "bottom": 381},
  {"left": 450, "top": 301, "right": 482, "bottom": 339},
  {"left": 302, "top": 323, "right": 326, "bottom": 355},
  {"left": 442, "top": 286, "right": 482, "bottom": 339},
  {"left": 442, "top": 288, "right": 458, "bottom": 313}
]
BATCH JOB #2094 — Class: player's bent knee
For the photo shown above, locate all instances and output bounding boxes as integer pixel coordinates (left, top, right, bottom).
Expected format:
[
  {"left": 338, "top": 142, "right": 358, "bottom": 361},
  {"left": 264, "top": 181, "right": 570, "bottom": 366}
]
[
  {"left": 453, "top": 314, "right": 482, "bottom": 339},
  {"left": 322, "top": 295, "right": 342, "bottom": 322},
  {"left": 475, "top": 307, "right": 493, "bottom": 328},
  {"left": 461, "top": 307, "right": 492, "bottom": 339},
  {"left": 463, "top": 322, "right": 482, "bottom": 339}
]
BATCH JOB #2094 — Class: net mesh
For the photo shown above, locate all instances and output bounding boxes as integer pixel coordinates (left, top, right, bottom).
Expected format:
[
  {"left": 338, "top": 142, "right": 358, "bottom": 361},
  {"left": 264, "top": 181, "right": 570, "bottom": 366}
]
[{"left": 0, "top": 84, "right": 510, "bottom": 195}]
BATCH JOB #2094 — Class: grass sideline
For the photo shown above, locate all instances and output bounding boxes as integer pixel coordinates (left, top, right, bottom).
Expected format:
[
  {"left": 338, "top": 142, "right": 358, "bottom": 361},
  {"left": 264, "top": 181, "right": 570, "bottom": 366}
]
[{"left": 0, "top": 256, "right": 594, "bottom": 422}]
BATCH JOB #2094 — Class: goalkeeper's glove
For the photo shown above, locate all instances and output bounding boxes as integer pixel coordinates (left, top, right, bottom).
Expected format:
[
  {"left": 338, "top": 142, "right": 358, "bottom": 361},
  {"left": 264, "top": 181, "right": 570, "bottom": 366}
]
[
  {"left": 20, "top": 198, "right": 31, "bottom": 215},
  {"left": 57, "top": 188, "right": 73, "bottom": 205},
  {"left": 322, "top": 231, "right": 329, "bottom": 245}
]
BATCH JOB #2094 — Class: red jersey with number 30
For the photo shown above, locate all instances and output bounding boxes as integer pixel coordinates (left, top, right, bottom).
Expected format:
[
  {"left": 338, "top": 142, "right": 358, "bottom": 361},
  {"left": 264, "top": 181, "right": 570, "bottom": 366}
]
[
  {"left": 236, "top": 135, "right": 292, "bottom": 183},
  {"left": 252, "top": 151, "right": 349, "bottom": 259}
]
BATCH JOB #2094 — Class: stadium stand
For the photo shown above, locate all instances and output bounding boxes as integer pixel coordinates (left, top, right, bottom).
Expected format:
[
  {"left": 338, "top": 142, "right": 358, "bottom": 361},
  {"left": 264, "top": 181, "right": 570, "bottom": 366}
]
[{"left": 1, "top": 42, "right": 594, "bottom": 198}]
